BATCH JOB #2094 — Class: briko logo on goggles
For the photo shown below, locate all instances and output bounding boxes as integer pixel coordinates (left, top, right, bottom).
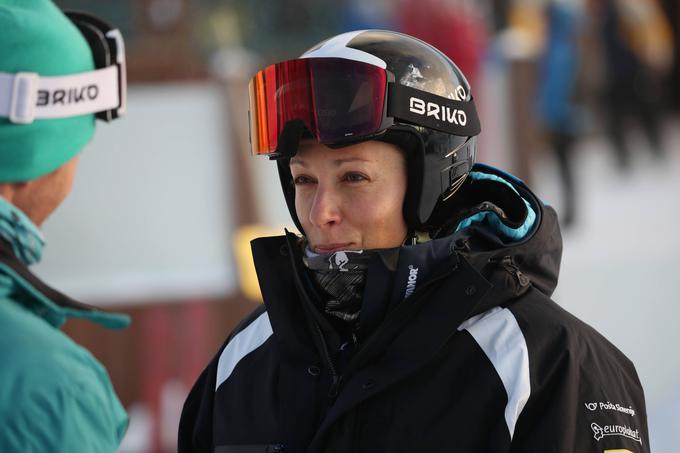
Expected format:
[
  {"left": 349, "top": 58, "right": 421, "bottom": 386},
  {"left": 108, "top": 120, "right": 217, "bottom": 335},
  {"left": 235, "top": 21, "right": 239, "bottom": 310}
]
[
  {"left": 248, "top": 57, "right": 480, "bottom": 157},
  {"left": 0, "top": 11, "right": 126, "bottom": 125}
]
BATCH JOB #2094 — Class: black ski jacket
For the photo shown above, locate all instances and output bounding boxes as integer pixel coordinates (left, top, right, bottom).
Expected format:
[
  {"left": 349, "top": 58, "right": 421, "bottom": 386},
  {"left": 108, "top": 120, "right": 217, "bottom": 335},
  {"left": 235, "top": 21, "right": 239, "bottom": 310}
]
[{"left": 179, "top": 164, "right": 649, "bottom": 453}]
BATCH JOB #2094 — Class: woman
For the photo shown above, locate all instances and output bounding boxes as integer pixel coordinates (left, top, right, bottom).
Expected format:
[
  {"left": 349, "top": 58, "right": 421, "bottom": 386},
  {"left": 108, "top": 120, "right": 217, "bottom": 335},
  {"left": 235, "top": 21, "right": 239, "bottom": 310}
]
[{"left": 179, "top": 30, "right": 649, "bottom": 453}]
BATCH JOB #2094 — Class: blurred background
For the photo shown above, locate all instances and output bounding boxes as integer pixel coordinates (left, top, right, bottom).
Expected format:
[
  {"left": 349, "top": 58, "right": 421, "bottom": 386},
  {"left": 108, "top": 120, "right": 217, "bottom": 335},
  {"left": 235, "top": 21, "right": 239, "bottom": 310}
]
[{"left": 41, "top": 0, "right": 680, "bottom": 451}]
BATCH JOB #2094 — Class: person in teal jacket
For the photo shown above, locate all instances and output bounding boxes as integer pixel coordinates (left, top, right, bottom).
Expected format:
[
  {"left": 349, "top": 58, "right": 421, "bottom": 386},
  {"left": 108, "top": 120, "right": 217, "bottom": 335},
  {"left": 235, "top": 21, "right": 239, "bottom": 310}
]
[{"left": 0, "top": 0, "right": 130, "bottom": 451}]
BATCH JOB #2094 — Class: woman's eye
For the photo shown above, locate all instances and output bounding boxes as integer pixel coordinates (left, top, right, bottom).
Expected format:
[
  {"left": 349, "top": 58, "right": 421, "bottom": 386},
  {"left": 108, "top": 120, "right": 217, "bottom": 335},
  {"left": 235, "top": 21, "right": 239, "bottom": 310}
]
[
  {"left": 293, "top": 175, "right": 315, "bottom": 185},
  {"left": 344, "top": 173, "right": 368, "bottom": 183}
]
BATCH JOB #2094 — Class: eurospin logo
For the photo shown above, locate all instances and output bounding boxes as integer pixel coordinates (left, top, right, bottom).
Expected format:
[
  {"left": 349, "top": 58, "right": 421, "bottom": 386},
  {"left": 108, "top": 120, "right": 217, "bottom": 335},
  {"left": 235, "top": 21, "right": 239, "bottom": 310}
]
[{"left": 404, "top": 265, "right": 419, "bottom": 298}]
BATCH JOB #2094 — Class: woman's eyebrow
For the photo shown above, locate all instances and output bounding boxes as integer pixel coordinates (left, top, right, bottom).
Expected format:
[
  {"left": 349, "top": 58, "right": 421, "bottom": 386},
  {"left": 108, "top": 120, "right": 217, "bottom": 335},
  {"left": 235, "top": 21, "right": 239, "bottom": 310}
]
[
  {"left": 290, "top": 156, "right": 371, "bottom": 167},
  {"left": 333, "top": 157, "right": 370, "bottom": 167},
  {"left": 289, "top": 157, "right": 307, "bottom": 167}
]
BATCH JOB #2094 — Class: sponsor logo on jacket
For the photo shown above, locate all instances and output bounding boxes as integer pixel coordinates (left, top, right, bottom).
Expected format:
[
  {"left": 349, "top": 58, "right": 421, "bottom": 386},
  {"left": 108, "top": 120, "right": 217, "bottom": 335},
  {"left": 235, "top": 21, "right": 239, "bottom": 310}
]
[
  {"left": 404, "top": 265, "right": 419, "bottom": 298},
  {"left": 584, "top": 401, "right": 636, "bottom": 417},
  {"left": 591, "top": 423, "right": 642, "bottom": 444}
]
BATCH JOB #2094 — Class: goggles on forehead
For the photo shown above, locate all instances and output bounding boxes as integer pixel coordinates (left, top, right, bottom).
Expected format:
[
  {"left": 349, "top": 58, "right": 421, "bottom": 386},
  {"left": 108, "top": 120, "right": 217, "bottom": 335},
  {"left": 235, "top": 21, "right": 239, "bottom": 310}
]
[
  {"left": 249, "top": 57, "right": 480, "bottom": 157},
  {"left": 0, "top": 11, "right": 126, "bottom": 125}
]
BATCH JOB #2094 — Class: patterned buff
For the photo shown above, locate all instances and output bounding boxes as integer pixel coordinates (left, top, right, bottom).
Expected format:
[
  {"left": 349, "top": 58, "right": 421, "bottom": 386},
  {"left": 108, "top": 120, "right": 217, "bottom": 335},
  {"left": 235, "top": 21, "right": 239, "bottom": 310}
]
[
  {"left": 303, "top": 245, "right": 374, "bottom": 324},
  {"left": 0, "top": 196, "right": 45, "bottom": 266}
]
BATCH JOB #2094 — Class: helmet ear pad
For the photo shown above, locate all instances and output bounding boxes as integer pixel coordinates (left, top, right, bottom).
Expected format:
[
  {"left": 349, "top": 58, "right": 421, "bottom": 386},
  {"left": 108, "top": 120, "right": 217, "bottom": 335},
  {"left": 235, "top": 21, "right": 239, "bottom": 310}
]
[
  {"left": 276, "top": 159, "right": 305, "bottom": 234},
  {"left": 377, "top": 126, "right": 476, "bottom": 233},
  {"left": 375, "top": 127, "right": 425, "bottom": 230},
  {"left": 272, "top": 120, "right": 309, "bottom": 234}
]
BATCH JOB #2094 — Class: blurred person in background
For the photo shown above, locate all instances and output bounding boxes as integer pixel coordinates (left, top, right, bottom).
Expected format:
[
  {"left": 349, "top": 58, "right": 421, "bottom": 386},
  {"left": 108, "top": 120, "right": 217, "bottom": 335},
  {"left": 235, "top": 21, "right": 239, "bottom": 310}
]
[
  {"left": 535, "top": 0, "right": 587, "bottom": 227},
  {"left": 594, "top": 0, "right": 674, "bottom": 170},
  {"left": 0, "top": 0, "right": 129, "bottom": 451},
  {"left": 496, "top": 0, "right": 545, "bottom": 185},
  {"left": 179, "top": 30, "right": 649, "bottom": 452}
]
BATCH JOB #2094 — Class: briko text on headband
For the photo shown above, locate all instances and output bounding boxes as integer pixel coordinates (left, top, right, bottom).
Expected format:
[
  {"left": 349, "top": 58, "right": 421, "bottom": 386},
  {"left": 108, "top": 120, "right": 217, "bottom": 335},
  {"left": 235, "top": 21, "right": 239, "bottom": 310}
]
[
  {"left": 0, "top": 11, "right": 126, "bottom": 125},
  {"left": 248, "top": 57, "right": 480, "bottom": 158}
]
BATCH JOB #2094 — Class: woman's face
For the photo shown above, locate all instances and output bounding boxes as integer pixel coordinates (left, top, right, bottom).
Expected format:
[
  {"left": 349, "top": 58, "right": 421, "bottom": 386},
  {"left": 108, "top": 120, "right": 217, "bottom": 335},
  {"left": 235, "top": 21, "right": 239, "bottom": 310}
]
[{"left": 290, "top": 140, "right": 408, "bottom": 253}]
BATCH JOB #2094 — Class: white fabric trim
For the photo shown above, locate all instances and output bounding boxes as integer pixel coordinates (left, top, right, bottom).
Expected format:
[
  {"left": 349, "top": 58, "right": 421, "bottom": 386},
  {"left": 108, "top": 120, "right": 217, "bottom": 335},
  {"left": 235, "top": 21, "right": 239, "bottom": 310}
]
[
  {"left": 301, "top": 30, "right": 387, "bottom": 69},
  {"left": 106, "top": 29, "right": 127, "bottom": 116},
  {"left": 0, "top": 66, "right": 120, "bottom": 123},
  {"left": 215, "top": 311, "right": 273, "bottom": 391},
  {"left": 458, "top": 307, "right": 531, "bottom": 439},
  {"left": 0, "top": 72, "right": 21, "bottom": 121}
]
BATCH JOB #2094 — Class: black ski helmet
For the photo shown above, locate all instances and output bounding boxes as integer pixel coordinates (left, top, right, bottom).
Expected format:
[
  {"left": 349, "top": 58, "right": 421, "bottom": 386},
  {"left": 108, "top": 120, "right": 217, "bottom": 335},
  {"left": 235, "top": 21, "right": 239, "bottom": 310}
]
[{"left": 249, "top": 29, "right": 480, "bottom": 235}]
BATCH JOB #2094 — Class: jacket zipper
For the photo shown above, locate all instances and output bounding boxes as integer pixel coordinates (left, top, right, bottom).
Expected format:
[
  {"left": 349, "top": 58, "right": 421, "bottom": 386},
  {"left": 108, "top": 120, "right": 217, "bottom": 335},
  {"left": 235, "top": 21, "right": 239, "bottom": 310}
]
[
  {"left": 492, "top": 255, "right": 530, "bottom": 287},
  {"left": 311, "top": 318, "right": 342, "bottom": 398},
  {"left": 284, "top": 235, "right": 343, "bottom": 401}
]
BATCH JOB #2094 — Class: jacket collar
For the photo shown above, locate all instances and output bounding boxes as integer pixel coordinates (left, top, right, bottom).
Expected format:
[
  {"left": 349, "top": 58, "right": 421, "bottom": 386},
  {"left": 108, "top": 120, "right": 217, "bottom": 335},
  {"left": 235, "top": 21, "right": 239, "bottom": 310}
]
[
  {"left": 0, "top": 238, "right": 129, "bottom": 329},
  {"left": 449, "top": 164, "right": 562, "bottom": 306},
  {"left": 251, "top": 233, "right": 322, "bottom": 360},
  {"left": 251, "top": 234, "right": 493, "bottom": 370},
  {"left": 0, "top": 195, "right": 44, "bottom": 265}
]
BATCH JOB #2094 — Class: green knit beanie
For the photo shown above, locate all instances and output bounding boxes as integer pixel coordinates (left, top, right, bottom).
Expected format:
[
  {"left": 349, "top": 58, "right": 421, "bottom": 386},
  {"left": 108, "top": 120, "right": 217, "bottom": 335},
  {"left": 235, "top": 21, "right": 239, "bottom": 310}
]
[{"left": 0, "top": 0, "right": 95, "bottom": 182}]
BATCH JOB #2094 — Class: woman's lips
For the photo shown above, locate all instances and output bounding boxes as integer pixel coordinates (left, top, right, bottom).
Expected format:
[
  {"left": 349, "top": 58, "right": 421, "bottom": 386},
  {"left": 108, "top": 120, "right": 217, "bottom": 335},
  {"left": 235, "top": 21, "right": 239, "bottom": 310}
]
[{"left": 314, "top": 243, "right": 353, "bottom": 253}]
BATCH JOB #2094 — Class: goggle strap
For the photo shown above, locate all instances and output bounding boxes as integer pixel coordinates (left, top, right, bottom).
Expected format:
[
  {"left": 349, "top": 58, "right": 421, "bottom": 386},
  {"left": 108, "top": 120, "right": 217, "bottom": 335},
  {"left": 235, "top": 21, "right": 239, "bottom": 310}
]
[
  {"left": 387, "top": 83, "right": 481, "bottom": 137},
  {"left": 0, "top": 65, "right": 121, "bottom": 124}
]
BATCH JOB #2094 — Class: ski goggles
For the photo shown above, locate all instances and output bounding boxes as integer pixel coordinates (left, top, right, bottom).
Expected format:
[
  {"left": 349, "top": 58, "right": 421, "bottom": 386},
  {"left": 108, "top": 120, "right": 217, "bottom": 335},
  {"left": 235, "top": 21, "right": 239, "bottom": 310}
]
[
  {"left": 249, "top": 57, "right": 480, "bottom": 157},
  {"left": 0, "top": 11, "right": 126, "bottom": 125}
]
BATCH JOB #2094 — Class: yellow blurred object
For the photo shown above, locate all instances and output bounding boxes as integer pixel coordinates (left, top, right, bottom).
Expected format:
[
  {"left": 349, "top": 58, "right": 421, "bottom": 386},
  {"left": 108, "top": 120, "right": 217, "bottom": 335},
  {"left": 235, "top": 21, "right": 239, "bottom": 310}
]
[
  {"left": 506, "top": 0, "right": 548, "bottom": 58},
  {"left": 615, "top": 0, "right": 675, "bottom": 74},
  {"left": 233, "top": 224, "right": 291, "bottom": 302}
]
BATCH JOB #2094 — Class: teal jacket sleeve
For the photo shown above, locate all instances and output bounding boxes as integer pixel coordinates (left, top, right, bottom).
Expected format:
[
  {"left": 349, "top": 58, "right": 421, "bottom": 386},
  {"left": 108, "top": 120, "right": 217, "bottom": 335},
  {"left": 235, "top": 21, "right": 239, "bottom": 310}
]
[{"left": 0, "top": 348, "right": 128, "bottom": 453}]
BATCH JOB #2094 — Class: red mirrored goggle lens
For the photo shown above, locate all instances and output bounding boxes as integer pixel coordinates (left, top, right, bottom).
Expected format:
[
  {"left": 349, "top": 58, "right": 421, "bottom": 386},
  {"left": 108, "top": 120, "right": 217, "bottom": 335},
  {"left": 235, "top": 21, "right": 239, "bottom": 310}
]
[{"left": 249, "top": 58, "right": 388, "bottom": 155}]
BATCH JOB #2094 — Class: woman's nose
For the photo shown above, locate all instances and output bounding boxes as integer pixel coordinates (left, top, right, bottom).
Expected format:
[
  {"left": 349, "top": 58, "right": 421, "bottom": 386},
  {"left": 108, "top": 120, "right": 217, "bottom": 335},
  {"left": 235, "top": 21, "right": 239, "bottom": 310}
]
[{"left": 309, "top": 186, "right": 342, "bottom": 228}]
